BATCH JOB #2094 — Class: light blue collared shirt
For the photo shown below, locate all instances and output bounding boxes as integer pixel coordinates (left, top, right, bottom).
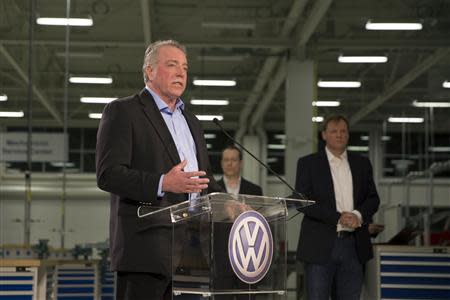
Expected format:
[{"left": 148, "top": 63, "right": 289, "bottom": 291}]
[{"left": 146, "top": 87, "right": 199, "bottom": 200}]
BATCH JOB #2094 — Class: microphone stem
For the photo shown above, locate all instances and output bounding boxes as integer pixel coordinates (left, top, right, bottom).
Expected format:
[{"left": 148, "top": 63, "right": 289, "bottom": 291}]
[{"left": 214, "top": 119, "right": 305, "bottom": 200}]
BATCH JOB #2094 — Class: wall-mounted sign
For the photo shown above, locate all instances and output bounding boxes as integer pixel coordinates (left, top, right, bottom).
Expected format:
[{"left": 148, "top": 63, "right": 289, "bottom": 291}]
[{"left": 0, "top": 133, "right": 68, "bottom": 162}]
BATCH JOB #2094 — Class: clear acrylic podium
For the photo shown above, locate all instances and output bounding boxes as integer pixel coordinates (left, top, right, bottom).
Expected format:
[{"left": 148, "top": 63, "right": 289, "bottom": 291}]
[{"left": 137, "top": 192, "right": 314, "bottom": 299}]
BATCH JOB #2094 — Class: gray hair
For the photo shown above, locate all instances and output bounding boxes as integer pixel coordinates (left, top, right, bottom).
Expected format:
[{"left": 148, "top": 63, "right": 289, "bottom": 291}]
[{"left": 142, "top": 40, "right": 187, "bottom": 83}]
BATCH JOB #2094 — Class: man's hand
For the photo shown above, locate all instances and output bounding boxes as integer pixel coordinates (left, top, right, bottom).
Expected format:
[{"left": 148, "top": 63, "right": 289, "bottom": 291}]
[
  {"left": 339, "top": 211, "right": 361, "bottom": 229},
  {"left": 162, "top": 160, "right": 209, "bottom": 194}
]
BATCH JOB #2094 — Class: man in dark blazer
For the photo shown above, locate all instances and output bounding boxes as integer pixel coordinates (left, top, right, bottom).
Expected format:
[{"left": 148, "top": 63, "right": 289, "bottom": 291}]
[
  {"left": 295, "top": 115, "right": 380, "bottom": 300},
  {"left": 96, "top": 40, "right": 221, "bottom": 300},
  {"left": 217, "top": 145, "right": 263, "bottom": 196}
]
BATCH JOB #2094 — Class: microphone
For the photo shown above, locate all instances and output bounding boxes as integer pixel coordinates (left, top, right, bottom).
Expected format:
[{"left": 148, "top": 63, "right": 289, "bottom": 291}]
[{"left": 213, "top": 118, "right": 307, "bottom": 201}]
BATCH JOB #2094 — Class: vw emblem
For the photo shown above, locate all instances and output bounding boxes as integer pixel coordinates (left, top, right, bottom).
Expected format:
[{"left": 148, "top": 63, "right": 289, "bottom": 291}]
[{"left": 228, "top": 210, "right": 273, "bottom": 284}]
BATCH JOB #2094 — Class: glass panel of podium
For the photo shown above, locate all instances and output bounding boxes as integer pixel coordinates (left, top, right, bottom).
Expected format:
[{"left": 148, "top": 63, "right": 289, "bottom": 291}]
[{"left": 138, "top": 192, "right": 314, "bottom": 299}]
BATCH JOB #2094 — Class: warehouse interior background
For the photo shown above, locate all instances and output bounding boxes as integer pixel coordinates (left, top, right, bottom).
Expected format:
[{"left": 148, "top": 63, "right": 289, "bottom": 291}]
[{"left": 0, "top": 0, "right": 449, "bottom": 299}]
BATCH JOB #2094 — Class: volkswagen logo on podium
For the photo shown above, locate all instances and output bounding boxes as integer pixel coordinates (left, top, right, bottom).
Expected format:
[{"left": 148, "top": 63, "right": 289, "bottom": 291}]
[{"left": 228, "top": 210, "right": 273, "bottom": 284}]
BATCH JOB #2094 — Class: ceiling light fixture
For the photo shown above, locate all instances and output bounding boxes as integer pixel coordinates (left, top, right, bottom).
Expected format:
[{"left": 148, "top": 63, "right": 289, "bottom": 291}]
[
  {"left": 317, "top": 80, "right": 361, "bottom": 88},
  {"left": 196, "top": 115, "right": 224, "bottom": 121},
  {"left": 388, "top": 117, "right": 424, "bottom": 123},
  {"left": 190, "top": 99, "right": 229, "bottom": 106},
  {"left": 268, "top": 144, "right": 286, "bottom": 150},
  {"left": 428, "top": 146, "right": 450, "bottom": 152},
  {"left": 88, "top": 113, "right": 102, "bottom": 119},
  {"left": 338, "top": 55, "right": 388, "bottom": 63},
  {"left": 0, "top": 94, "right": 7, "bottom": 101},
  {"left": 443, "top": 81, "right": 450, "bottom": 88},
  {"left": 0, "top": 111, "right": 24, "bottom": 118},
  {"left": 365, "top": 20, "right": 422, "bottom": 30},
  {"left": 80, "top": 97, "right": 117, "bottom": 104},
  {"left": 69, "top": 76, "right": 113, "bottom": 84},
  {"left": 193, "top": 79, "right": 236, "bottom": 87},
  {"left": 360, "top": 135, "right": 391, "bottom": 141},
  {"left": 312, "top": 116, "right": 324, "bottom": 122},
  {"left": 312, "top": 101, "right": 340, "bottom": 107},
  {"left": 347, "top": 146, "right": 369, "bottom": 152},
  {"left": 412, "top": 100, "right": 450, "bottom": 108},
  {"left": 203, "top": 133, "right": 217, "bottom": 139},
  {"left": 36, "top": 17, "right": 93, "bottom": 27}
]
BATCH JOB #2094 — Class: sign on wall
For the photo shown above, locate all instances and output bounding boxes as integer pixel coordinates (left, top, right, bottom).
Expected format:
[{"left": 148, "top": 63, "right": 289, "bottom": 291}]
[{"left": 0, "top": 133, "right": 68, "bottom": 162}]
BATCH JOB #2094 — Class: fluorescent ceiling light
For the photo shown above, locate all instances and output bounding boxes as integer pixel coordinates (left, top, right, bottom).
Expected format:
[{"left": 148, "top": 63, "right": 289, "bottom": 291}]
[
  {"left": 338, "top": 55, "right": 388, "bottom": 63},
  {"left": 443, "top": 81, "right": 450, "bottom": 88},
  {"left": 0, "top": 111, "right": 24, "bottom": 118},
  {"left": 203, "top": 133, "right": 216, "bottom": 139},
  {"left": 88, "top": 113, "right": 102, "bottom": 119},
  {"left": 190, "top": 99, "right": 229, "bottom": 106},
  {"left": 36, "top": 17, "right": 93, "bottom": 27},
  {"left": 312, "top": 101, "right": 340, "bottom": 107},
  {"left": 267, "top": 157, "right": 278, "bottom": 163},
  {"left": 360, "top": 135, "right": 391, "bottom": 141},
  {"left": 268, "top": 144, "right": 286, "bottom": 150},
  {"left": 196, "top": 115, "right": 223, "bottom": 121},
  {"left": 317, "top": 80, "right": 361, "bottom": 88},
  {"left": 348, "top": 146, "right": 369, "bottom": 152},
  {"left": 193, "top": 79, "right": 236, "bottom": 87},
  {"left": 81, "top": 97, "right": 117, "bottom": 104},
  {"left": 412, "top": 100, "right": 450, "bottom": 108},
  {"left": 0, "top": 94, "right": 7, "bottom": 101},
  {"left": 69, "top": 76, "right": 113, "bottom": 84},
  {"left": 428, "top": 146, "right": 450, "bottom": 152},
  {"left": 201, "top": 22, "right": 255, "bottom": 30},
  {"left": 365, "top": 21, "right": 422, "bottom": 30},
  {"left": 274, "top": 134, "right": 286, "bottom": 140},
  {"left": 206, "top": 144, "right": 212, "bottom": 149},
  {"left": 388, "top": 117, "right": 424, "bottom": 123},
  {"left": 312, "top": 116, "right": 324, "bottom": 122}
]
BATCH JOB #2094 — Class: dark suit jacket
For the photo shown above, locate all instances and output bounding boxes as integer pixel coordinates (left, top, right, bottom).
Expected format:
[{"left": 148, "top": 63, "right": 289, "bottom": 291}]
[
  {"left": 295, "top": 150, "right": 380, "bottom": 264},
  {"left": 217, "top": 177, "right": 263, "bottom": 196},
  {"left": 96, "top": 89, "right": 221, "bottom": 275}
]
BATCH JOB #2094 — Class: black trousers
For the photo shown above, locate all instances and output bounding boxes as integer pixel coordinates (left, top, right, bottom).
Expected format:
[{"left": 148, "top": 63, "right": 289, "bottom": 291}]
[{"left": 116, "top": 271, "right": 172, "bottom": 300}]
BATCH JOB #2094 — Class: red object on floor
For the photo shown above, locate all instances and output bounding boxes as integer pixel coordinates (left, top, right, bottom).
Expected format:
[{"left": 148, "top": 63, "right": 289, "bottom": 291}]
[{"left": 430, "top": 230, "right": 450, "bottom": 245}]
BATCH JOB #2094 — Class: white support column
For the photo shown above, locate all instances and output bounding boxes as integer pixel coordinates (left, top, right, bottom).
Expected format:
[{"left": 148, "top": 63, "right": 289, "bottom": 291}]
[
  {"left": 285, "top": 59, "right": 316, "bottom": 193},
  {"left": 369, "top": 128, "right": 384, "bottom": 185},
  {"left": 242, "top": 135, "right": 261, "bottom": 186},
  {"left": 285, "top": 59, "right": 316, "bottom": 253}
]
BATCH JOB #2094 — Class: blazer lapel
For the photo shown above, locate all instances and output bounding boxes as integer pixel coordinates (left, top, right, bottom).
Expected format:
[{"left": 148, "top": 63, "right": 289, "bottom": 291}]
[
  {"left": 138, "top": 89, "right": 180, "bottom": 165},
  {"left": 318, "top": 150, "right": 337, "bottom": 210}
]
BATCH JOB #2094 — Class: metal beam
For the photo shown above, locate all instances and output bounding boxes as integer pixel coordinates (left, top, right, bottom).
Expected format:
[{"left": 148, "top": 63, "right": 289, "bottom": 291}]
[
  {"left": 296, "top": 0, "right": 333, "bottom": 48},
  {"left": 350, "top": 48, "right": 450, "bottom": 125},
  {"left": 0, "top": 44, "right": 63, "bottom": 125},
  {"left": 249, "top": 60, "right": 287, "bottom": 128},
  {"left": 235, "top": 0, "right": 309, "bottom": 141},
  {"left": 315, "top": 39, "right": 450, "bottom": 50},
  {"left": 1, "top": 38, "right": 292, "bottom": 50},
  {"left": 140, "top": 0, "right": 152, "bottom": 46},
  {"left": 247, "top": 0, "right": 333, "bottom": 130}
]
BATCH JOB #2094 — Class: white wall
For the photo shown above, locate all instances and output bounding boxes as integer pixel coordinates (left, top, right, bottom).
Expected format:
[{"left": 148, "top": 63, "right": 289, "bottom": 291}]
[{"left": 1, "top": 174, "right": 449, "bottom": 251}]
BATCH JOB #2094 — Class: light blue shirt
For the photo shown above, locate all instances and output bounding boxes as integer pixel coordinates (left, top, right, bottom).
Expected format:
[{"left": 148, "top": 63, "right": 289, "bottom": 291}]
[{"left": 146, "top": 87, "right": 199, "bottom": 200}]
